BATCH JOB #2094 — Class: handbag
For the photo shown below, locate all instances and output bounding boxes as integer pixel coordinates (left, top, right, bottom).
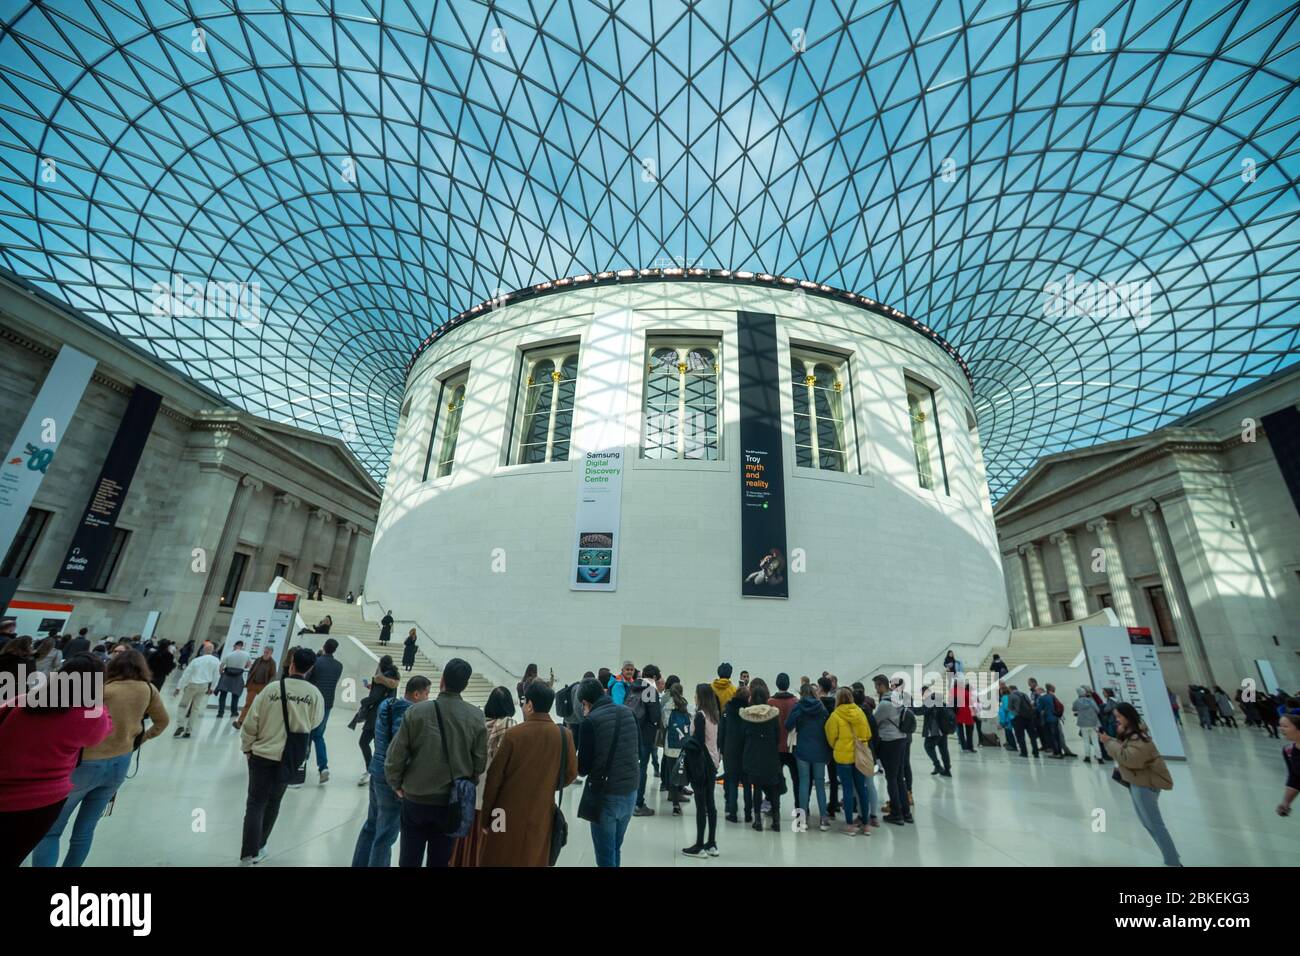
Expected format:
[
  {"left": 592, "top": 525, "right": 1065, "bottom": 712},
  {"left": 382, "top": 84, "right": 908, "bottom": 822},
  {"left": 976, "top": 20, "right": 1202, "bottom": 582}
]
[
  {"left": 1111, "top": 767, "right": 1131, "bottom": 789},
  {"left": 853, "top": 737, "right": 876, "bottom": 776},
  {"left": 548, "top": 725, "right": 569, "bottom": 866},
  {"left": 577, "top": 706, "right": 623, "bottom": 823},
  {"left": 433, "top": 701, "right": 476, "bottom": 837}
]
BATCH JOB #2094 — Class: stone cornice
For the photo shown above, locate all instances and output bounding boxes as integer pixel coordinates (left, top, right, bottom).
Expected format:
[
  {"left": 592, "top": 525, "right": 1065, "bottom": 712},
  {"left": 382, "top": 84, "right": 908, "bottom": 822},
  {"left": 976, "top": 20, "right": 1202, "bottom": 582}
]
[{"left": 994, "top": 430, "right": 1250, "bottom": 524}]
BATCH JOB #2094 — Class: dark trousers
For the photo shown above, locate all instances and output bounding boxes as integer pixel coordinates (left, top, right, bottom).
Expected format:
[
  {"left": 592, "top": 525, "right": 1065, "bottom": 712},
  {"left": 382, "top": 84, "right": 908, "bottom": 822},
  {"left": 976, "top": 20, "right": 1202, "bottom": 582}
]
[
  {"left": 241, "top": 754, "right": 289, "bottom": 858},
  {"left": 828, "top": 759, "right": 841, "bottom": 812},
  {"left": 955, "top": 724, "right": 974, "bottom": 751},
  {"left": 216, "top": 688, "right": 241, "bottom": 718},
  {"left": 753, "top": 784, "right": 781, "bottom": 829},
  {"left": 1043, "top": 721, "right": 1063, "bottom": 754},
  {"left": 636, "top": 737, "right": 652, "bottom": 807},
  {"left": 924, "top": 735, "right": 951, "bottom": 772},
  {"left": 902, "top": 736, "right": 913, "bottom": 793},
  {"left": 778, "top": 752, "right": 799, "bottom": 799},
  {"left": 0, "top": 799, "right": 65, "bottom": 867},
  {"left": 1012, "top": 716, "right": 1038, "bottom": 755},
  {"left": 723, "top": 771, "right": 753, "bottom": 819},
  {"left": 878, "top": 738, "right": 908, "bottom": 818},
  {"left": 693, "top": 771, "right": 718, "bottom": 846},
  {"left": 398, "top": 801, "right": 453, "bottom": 867},
  {"left": 359, "top": 726, "right": 375, "bottom": 768}
]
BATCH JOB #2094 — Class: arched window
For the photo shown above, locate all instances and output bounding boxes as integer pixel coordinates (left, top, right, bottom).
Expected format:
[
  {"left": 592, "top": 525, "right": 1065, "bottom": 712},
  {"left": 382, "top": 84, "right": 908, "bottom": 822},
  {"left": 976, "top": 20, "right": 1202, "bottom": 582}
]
[
  {"left": 436, "top": 375, "right": 467, "bottom": 478},
  {"left": 905, "top": 376, "right": 948, "bottom": 493},
  {"left": 642, "top": 338, "right": 721, "bottom": 460},
  {"left": 791, "top": 350, "right": 850, "bottom": 472},
  {"left": 513, "top": 346, "right": 580, "bottom": 464}
]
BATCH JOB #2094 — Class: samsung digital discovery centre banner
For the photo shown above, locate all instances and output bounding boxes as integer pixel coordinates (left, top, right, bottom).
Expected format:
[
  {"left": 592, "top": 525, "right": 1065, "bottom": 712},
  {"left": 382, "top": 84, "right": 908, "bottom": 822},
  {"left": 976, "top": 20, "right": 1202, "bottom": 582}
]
[
  {"left": 738, "top": 311, "right": 789, "bottom": 599},
  {"left": 54, "top": 385, "right": 163, "bottom": 591}
]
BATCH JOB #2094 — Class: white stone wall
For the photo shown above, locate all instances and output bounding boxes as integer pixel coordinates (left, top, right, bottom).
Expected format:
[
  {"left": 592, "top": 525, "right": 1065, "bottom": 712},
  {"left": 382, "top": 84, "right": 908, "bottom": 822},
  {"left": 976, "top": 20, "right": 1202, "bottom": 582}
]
[{"left": 368, "top": 282, "right": 1010, "bottom": 684}]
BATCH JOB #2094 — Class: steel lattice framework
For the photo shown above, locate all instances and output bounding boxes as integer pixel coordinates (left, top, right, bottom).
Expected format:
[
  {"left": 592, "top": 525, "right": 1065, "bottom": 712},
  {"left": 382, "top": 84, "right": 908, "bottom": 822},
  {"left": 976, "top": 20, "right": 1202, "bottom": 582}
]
[{"left": 1, "top": 0, "right": 1297, "bottom": 498}]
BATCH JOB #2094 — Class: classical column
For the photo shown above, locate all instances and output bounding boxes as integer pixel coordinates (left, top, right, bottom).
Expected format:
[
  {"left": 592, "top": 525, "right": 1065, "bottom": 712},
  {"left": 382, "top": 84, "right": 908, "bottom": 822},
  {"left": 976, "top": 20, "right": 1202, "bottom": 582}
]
[
  {"left": 337, "top": 523, "right": 360, "bottom": 596},
  {"left": 295, "top": 508, "right": 332, "bottom": 588},
  {"left": 1002, "top": 550, "right": 1034, "bottom": 629},
  {"left": 1131, "top": 500, "right": 1211, "bottom": 685},
  {"left": 187, "top": 474, "right": 262, "bottom": 647},
  {"left": 1019, "top": 541, "right": 1053, "bottom": 626},
  {"left": 1085, "top": 516, "right": 1138, "bottom": 626},
  {"left": 322, "top": 518, "right": 352, "bottom": 596},
  {"left": 251, "top": 492, "right": 300, "bottom": 590},
  {"left": 1049, "top": 530, "right": 1089, "bottom": 620}
]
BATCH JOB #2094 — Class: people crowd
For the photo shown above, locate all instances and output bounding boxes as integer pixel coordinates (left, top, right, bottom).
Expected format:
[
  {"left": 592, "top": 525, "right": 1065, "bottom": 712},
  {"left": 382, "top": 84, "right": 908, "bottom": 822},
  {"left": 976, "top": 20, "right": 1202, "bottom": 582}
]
[{"left": 2, "top": 621, "right": 1298, "bottom": 869}]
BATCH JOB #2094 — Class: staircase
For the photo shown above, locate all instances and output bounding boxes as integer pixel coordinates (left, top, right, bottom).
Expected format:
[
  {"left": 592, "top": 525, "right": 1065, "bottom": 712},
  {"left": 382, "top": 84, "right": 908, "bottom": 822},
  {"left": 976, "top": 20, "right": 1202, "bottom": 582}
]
[
  {"left": 979, "top": 609, "right": 1115, "bottom": 671},
  {"left": 288, "top": 588, "right": 497, "bottom": 710}
]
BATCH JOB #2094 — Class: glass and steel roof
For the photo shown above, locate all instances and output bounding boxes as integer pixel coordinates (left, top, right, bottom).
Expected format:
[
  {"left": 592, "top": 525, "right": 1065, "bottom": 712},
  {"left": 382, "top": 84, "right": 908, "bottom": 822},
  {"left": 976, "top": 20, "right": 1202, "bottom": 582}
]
[{"left": 1, "top": 1, "right": 1296, "bottom": 498}]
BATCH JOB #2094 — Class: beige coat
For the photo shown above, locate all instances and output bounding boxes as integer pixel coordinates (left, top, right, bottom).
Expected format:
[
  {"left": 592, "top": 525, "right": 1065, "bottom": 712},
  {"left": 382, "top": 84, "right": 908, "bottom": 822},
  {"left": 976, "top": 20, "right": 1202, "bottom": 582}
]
[
  {"left": 1104, "top": 734, "right": 1173, "bottom": 790},
  {"left": 480, "top": 713, "right": 578, "bottom": 867}
]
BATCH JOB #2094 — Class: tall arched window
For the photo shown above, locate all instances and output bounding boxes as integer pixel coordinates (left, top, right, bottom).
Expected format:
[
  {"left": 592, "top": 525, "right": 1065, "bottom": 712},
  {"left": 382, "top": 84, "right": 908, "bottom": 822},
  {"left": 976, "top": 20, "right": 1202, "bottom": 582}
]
[
  {"left": 642, "top": 338, "right": 721, "bottom": 460},
  {"left": 905, "top": 376, "right": 948, "bottom": 493},
  {"left": 791, "top": 351, "right": 850, "bottom": 471},
  {"left": 436, "top": 373, "right": 467, "bottom": 478},
  {"left": 513, "top": 346, "right": 580, "bottom": 464}
]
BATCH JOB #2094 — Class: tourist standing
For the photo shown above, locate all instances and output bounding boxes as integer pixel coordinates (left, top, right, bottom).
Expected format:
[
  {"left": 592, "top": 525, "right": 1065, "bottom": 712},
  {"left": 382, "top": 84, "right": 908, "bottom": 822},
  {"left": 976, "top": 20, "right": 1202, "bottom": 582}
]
[
  {"left": 711, "top": 662, "right": 737, "bottom": 710},
  {"left": 770, "top": 672, "right": 799, "bottom": 798},
  {"left": 787, "top": 682, "right": 833, "bottom": 830},
  {"left": 721, "top": 683, "right": 752, "bottom": 823},
  {"left": 449, "top": 686, "right": 515, "bottom": 866},
  {"left": 379, "top": 610, "right": 394, "bottom": 646},
  {"left": 0, "top": 656, "right": 112, "bottom": 866},
  {"left": 146, "top": 641, "right": 175, "bottom": 690},
  {"left": 401, "top": 629, "right": 418, "bottom": 671},
  {"left": 627, "top": 663, "right": 661, "bottom": 817},
  {"left": 480, "top": 681, "right": 578, "bottom": 866},
  {"left": 215, "top": 640, "right": 251, "bottom": 720},
  {"left": 1101, "top": 702, "right": 1180, "bottom": 866},
  {"left": 31, "top": 650, "right": 168, "bottom": 866},
  {"left": 825, "top": 686, "right": 873, "bottom": 834},
  {"left": 385, "top": 658, "right": 488, "bottom": 868},
  {"left": 235, "top": 647, "right": 278, "bottom": 729},
  {"left": 239, "top": 647, "right": 324, "bottom": 864},
  {"left": 872, "top": 675, "right": 912, "bottom": 825},
  {"left": 1073, "top": 686, "right": 1103, "bottom": 762},
  {"left": 575, "top": 676, "right": 639, "bottom": 867},
  {"left": 682, "top": 683, "right": 721, "bottom": 857},
  {"left": 738, "top": 678, "right": 783, "bottom": 832},
  {"left": 352, "top": 675, "right": 430, "bottom": 866}
]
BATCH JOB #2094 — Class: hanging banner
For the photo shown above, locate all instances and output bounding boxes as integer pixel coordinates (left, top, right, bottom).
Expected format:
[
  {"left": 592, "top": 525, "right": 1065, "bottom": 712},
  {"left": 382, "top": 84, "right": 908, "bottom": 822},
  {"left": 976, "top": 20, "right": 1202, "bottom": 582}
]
[
  {"left": 570, "top": 309, "right": 633, "bottom": 591},
  {"left": 738, "top": 311, "right": 789, "bottom": 598},
  {"left": 1080, "top": 624, "right": 1185, "bottom": 759},
  {"left": 0, "top": 346, "right": 96, "bottom": 566},
  {"left": 223, "top": 591, "right": 299, "bottom": 667},
  {"left": 1, "top": 599, "right": 75, "bottom": 640},
  {"left": 54, "top": 385, "right": 163, "bottom": 591}
]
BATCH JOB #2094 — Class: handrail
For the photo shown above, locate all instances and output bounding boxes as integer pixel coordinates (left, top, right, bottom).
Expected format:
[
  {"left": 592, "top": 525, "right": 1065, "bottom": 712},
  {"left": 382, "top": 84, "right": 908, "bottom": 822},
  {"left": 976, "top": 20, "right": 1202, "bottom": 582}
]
[
  {"left": 852, "top": 616, "right": 1013, "bottom": 686},
  {"left": 353, "top": 593, "right": 519, "bottom": 684}
]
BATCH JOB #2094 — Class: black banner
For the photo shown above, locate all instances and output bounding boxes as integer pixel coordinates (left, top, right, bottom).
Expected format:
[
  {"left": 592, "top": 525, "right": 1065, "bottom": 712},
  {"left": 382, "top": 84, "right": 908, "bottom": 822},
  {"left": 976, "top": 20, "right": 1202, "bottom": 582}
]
[
  {"left": 54, "top": 386, "right": 162, "bottom": 591},
  {"left": 738, "top": 311, "right": 789, "bottom": 599},
  {"left": 1261, "top": 406, "right": 1300, "bottom": 518}
]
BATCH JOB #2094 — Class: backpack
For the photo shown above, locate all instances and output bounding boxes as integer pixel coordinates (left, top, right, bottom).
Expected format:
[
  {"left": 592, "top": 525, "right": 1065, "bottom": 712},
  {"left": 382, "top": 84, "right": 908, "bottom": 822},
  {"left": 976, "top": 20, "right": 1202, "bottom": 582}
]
[
  {"left": 624, "top": 680, "right": 658, "bottom": 729},
  {"left": 554, "top": 683, "right": 575, "bottom": 720},
  {"left": 1012, "top": 691, "right": 1034, "bottom": 719},
  {"left": 896, "top": 702, "right": 917, "bottom": 736},
  {"left": 278, "top": 678, "right": 312, "bottom": 784},
  {"left": 665, "top": 708, "right": 691, "bottom": 750},
  {"left": 937, "top": 706, "right": 957, "bottom": 735},
  {"left": 1053, "top": 696, "right": 1065, "bottom": 718}
]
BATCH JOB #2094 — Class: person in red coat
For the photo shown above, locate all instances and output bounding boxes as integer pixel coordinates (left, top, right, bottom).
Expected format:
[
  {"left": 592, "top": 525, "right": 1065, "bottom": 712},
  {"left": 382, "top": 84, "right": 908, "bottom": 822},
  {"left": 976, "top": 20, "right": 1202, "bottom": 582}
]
[{"left": 954, "top": 678, "right": 977, "bottom": 752}]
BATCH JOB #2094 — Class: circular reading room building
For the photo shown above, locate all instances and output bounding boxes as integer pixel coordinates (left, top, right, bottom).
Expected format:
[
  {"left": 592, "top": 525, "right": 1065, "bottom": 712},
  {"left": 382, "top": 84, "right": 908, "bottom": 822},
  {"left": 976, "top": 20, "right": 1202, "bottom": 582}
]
[{"left": 368, "top": 272, "right": 1010, "bottom": 687}]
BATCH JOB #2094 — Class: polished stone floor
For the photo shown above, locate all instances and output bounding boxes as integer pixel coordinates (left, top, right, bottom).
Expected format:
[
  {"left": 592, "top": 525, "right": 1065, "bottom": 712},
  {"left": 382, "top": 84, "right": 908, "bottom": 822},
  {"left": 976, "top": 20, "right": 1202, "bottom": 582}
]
[{"left": 32, "top": 688, "right": 1297, "bottom": 867}]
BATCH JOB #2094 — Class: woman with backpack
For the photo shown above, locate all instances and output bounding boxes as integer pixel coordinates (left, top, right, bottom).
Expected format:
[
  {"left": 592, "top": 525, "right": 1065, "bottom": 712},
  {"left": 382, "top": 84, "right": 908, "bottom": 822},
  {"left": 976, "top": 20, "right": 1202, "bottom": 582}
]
[
  {"left": 738, "top": 678, "right": 784, "bottom": 832},
  {"left": 662, "top": 683, "right": 692, "bottom": 815},
  {"left": 682, "top": 683, "right": 721, "bottom": 858},
  {"left": 1100, "top": 702, "right": 1180, "bottom": 866},
  {"left": 825, "top": 686, "right": 873, "bottom": 835}
]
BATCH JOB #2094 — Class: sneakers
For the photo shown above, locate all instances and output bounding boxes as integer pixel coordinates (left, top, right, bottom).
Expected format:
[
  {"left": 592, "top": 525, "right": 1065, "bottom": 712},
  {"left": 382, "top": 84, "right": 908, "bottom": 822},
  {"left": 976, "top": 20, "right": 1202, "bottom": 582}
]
[
  {"left": 239, "top": 847, "right": 269, "bottom": 866},
  {"left": 319, "top": 769, "right": 330, "bottom": 784},
  {"left": 172, "top": 726, "right": 185, "bottom": 737},
  {"left": 681, "top": 844, "right": 708, "bottom": 858},
  {"left": 840, "top": 823, "right": 861, "bottom": 836},
  {"left": 672, "top": 805, "right": 682, "bottom": 816},
  {"left": 357, "top": 772, "right": 370, "bottom": 787},
  {"left": 724, "top": 813, "right": 739, "bottom": 823},
  {"left": 705, "top": 843, "right": 719, "bottom": 857},
  {"left": 883, "top": 815, "right": 906, "bottom": 826},
  {"left": 819, "top": 818, "right": 831, "bottom": 832},
  {"left": 633, "top": 805, "right": 655, "bottom": 817},
  {"left": 287, "top": 783, "right": 303, "bottom": 790}
]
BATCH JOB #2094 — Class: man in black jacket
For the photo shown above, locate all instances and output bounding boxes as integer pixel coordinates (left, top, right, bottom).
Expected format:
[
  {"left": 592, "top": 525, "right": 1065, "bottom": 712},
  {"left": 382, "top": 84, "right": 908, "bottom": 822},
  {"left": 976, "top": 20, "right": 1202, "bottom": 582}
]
[
  {"left": 577, "top": 677, "right": 639, "bottom": 867},
  {"left": 306, "top": 638, "right": 343, "bottom": 785}
]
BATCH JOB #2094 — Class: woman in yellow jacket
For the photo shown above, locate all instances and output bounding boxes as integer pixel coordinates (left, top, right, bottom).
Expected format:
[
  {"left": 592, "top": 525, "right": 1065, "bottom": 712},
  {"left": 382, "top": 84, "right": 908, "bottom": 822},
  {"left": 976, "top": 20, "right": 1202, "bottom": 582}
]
[{"left": 824, "top": 687, "right": 873, "bottom": 836}]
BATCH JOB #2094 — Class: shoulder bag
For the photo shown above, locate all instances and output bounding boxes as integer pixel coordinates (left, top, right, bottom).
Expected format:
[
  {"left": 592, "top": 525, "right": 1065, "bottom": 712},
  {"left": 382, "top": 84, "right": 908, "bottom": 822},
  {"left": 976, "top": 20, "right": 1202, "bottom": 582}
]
[
  {"left": 433, "top": 700, "right": 476, "bottom": 837},
  {"left": 548, "top": 724, "right": 570, "bottom": 866}
]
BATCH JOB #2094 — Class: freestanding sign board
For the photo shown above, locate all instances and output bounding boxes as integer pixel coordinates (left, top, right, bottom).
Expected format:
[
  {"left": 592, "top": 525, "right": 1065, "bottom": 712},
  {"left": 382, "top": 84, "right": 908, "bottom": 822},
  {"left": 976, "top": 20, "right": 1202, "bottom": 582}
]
[
  {"left": 1080, "top": 624, "right": 1185, "bottom": 759},
  {"left": 1, "top": 599, "right": 75, "bottom": 640},
  {"left": 0, "top": 346, "right": 96, "bottom": 564},
  {"left": 223, "top": 591, "right": 299, "bottom": 668}
]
